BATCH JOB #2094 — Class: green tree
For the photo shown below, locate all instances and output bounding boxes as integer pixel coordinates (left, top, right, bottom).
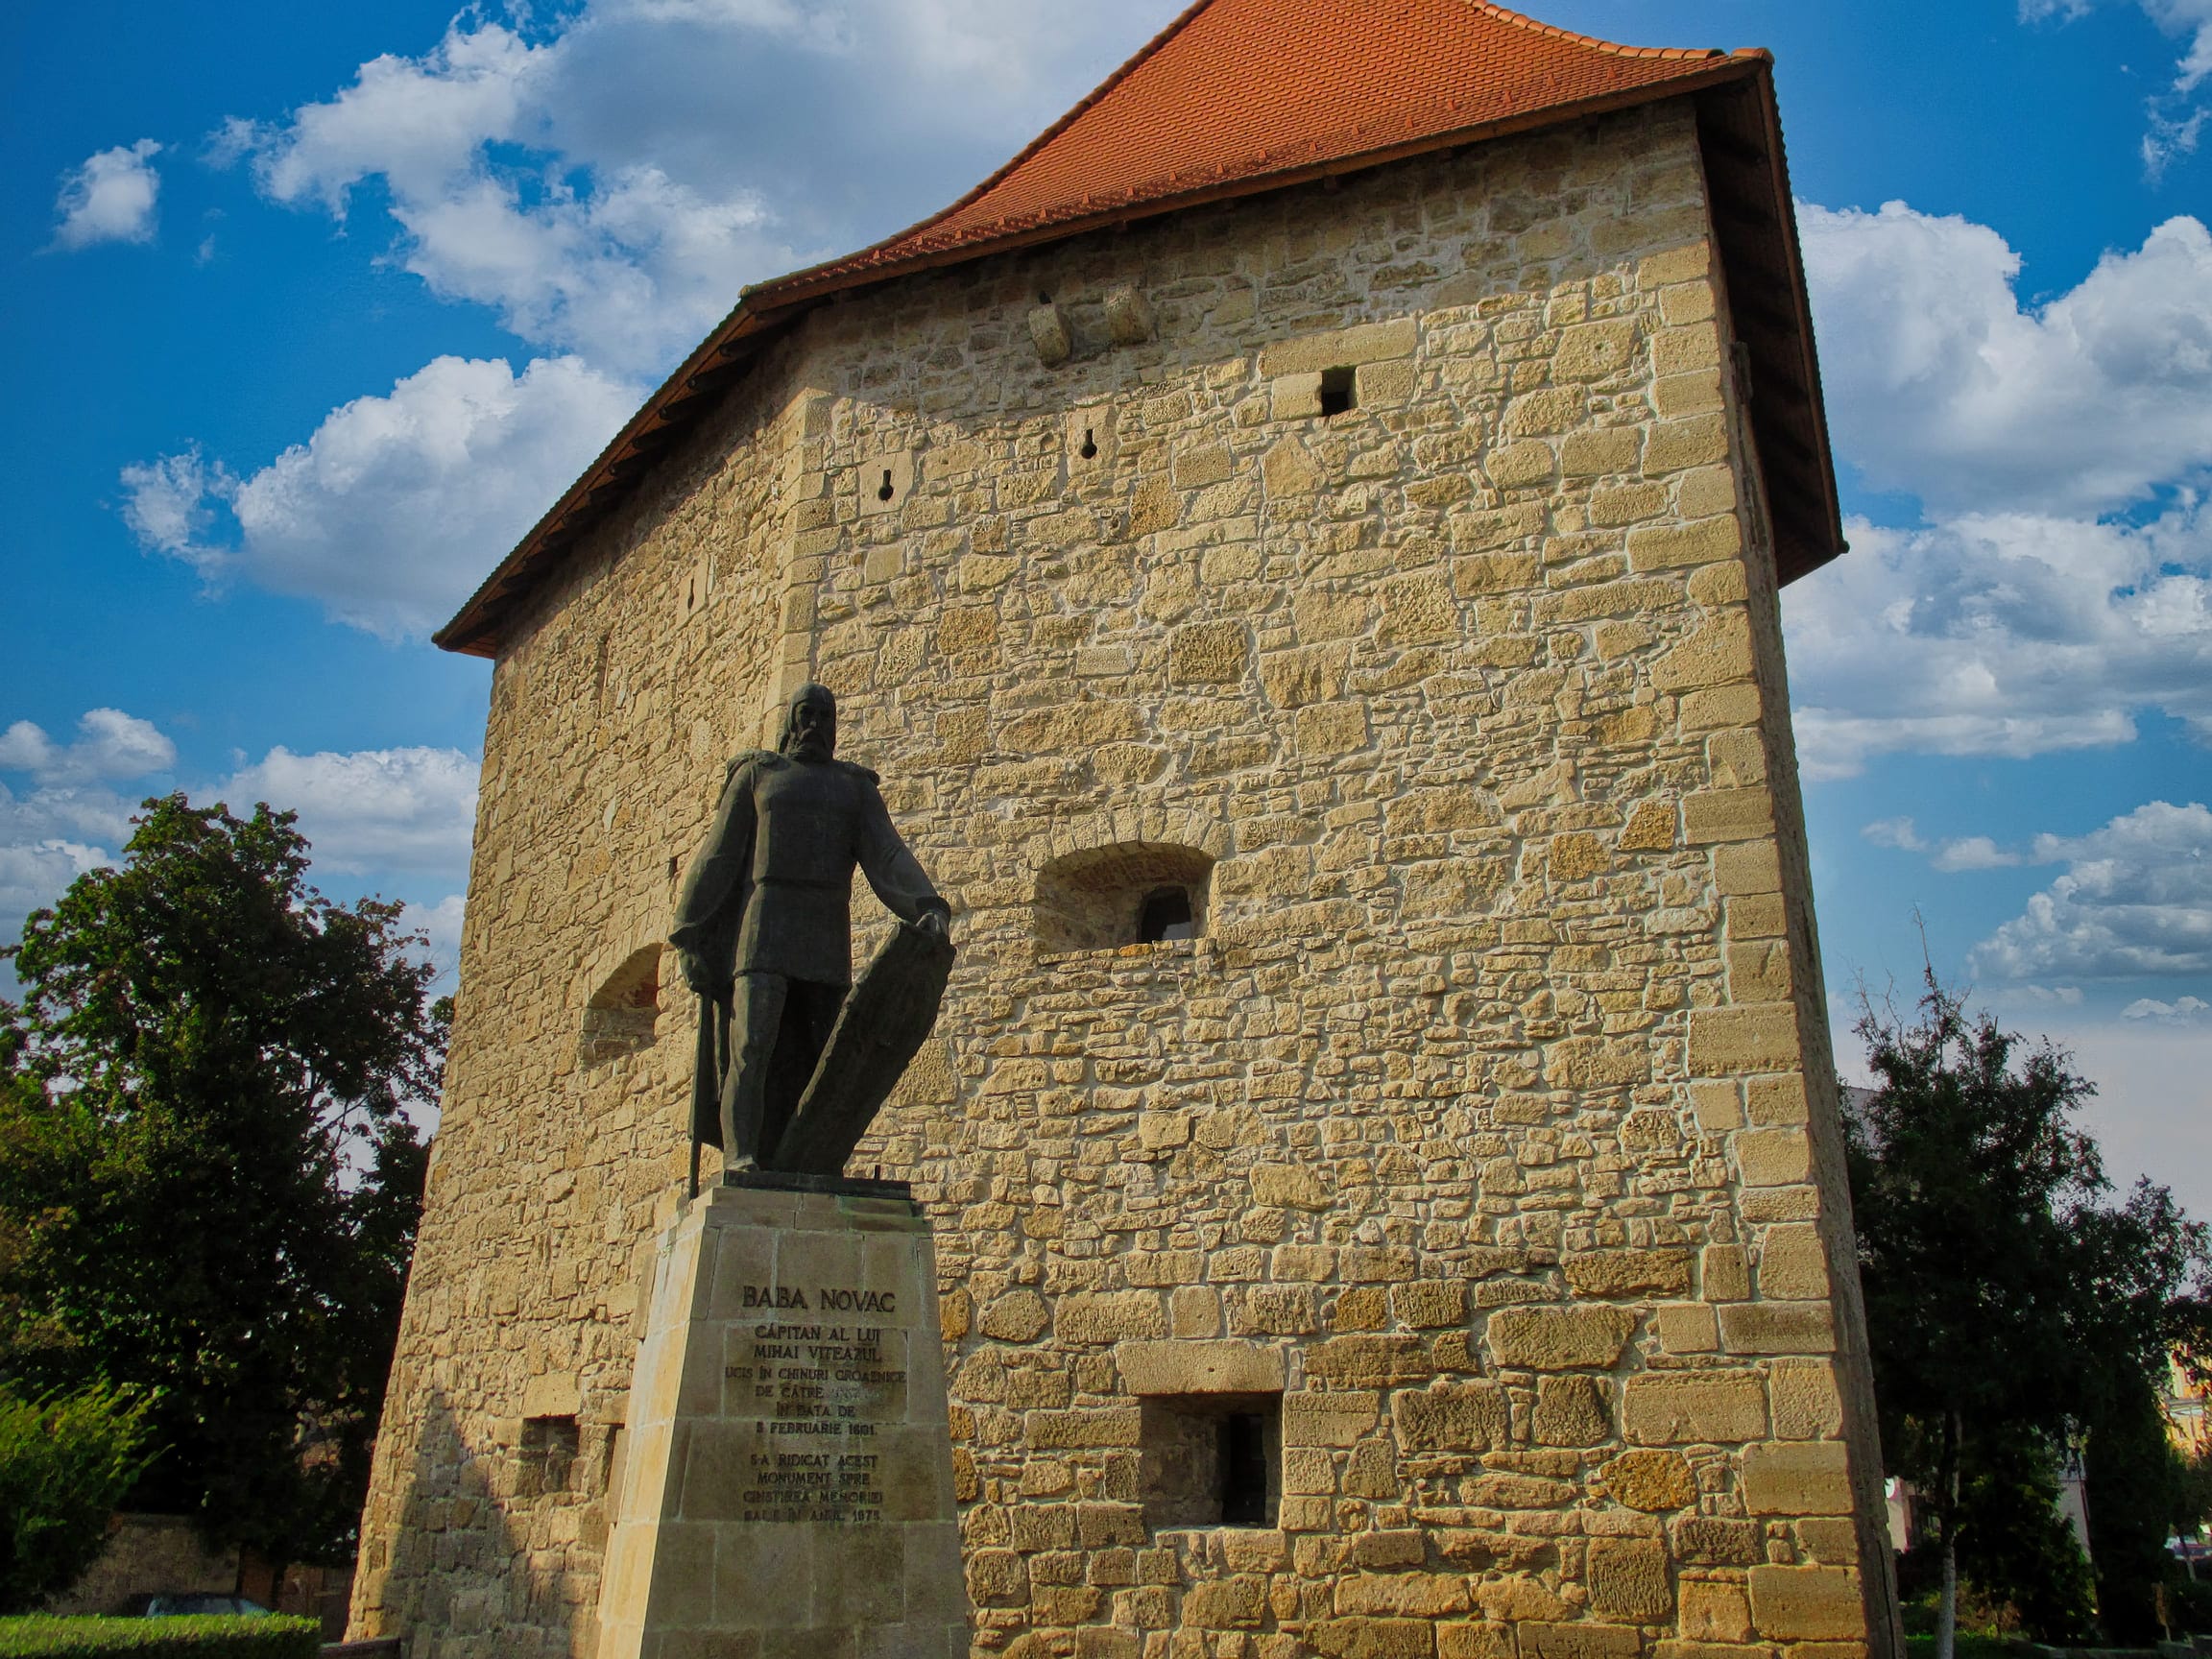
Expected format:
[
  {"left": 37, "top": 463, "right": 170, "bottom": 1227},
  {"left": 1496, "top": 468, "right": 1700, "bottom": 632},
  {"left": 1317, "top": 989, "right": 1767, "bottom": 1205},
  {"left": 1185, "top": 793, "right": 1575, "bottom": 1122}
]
[
  {"left": 0, "top": 1382, "right": 153, "bottom": 1613},
  {"left": 0, "top": 793, "right": 444, "bottom": 1575},
  {"left": 1847, "top": 972, "right": 2212, "bottom": 1657}
]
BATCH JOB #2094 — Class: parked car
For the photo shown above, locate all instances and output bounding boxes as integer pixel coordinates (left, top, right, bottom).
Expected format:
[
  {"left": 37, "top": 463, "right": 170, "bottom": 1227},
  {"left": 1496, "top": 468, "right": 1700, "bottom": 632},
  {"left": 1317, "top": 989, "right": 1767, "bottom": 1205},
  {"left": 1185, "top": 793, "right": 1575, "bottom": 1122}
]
[{"left": 141, "top": 1594, "right": 273, "bottom": 1617}]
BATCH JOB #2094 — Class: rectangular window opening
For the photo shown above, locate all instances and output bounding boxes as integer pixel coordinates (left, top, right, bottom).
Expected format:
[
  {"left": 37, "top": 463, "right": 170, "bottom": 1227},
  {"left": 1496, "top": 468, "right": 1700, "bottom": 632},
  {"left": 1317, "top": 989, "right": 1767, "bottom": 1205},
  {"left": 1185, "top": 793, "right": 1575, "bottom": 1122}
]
[
  {"left": 1141, "top": 1392, "right": 1281, "bottom": 1529},
  {"left": 1317, "top": 366, "right": 1357, "bottom": 418},
  {"left": 520, "top": 1413, "right": 581, "bottom": 1498}
]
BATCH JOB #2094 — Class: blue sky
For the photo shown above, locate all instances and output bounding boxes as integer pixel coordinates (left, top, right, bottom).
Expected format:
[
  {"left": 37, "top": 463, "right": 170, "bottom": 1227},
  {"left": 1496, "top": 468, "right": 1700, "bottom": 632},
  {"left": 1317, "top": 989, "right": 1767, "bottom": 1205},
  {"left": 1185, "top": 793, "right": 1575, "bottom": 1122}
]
[{"left": 5, "top": 0, "right": 2209, "bottom": 1212}]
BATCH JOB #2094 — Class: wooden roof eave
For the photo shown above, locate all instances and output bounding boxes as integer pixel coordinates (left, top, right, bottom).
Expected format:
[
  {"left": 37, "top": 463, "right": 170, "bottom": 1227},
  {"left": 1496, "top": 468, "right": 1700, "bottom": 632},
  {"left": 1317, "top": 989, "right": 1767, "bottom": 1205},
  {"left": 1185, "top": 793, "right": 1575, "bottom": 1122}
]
[{"left": 1691, "top": 69, "right": 1845, "bottom": 585}]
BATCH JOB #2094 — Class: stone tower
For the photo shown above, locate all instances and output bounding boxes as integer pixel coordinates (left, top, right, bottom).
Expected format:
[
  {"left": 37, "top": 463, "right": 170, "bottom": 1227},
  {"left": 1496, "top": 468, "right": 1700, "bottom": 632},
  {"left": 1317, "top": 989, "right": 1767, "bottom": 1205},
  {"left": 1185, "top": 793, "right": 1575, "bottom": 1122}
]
[{"left": 351, "top": 3, "right": 1900, "bottom": 1656}]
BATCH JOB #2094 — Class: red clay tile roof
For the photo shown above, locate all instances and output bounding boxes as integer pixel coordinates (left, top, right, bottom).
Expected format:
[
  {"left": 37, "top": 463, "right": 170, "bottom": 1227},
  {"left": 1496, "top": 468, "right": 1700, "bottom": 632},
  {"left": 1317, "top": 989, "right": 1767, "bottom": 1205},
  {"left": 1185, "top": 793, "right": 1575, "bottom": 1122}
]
[
  {"left": 437, "top": 2, "right": 1839, "bottom": 657},
  {"left": 752, "top": 0, "right": 1748, "bottom": 305}
]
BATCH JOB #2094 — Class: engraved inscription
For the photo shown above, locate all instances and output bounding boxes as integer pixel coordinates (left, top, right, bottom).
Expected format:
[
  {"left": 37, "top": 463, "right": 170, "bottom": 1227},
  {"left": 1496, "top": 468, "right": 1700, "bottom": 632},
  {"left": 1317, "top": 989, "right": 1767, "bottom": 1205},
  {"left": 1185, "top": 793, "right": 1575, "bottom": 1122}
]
[{"left": 725, "top": 1314, "right": 911, "bottom": 1525}]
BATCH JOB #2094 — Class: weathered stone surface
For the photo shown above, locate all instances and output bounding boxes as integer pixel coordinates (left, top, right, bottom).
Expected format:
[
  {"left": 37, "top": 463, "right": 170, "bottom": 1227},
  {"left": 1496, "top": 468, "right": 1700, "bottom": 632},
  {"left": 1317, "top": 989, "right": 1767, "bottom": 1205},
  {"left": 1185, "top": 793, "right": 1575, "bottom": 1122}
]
[
  {"left": 1486, "top": 1306, "right": 1637, "bottom": 1370},
  {"left": 1623, "top": 1372, "right": 1768, "bottom": 1445},
  {"left": 1742, "top": 1441, "right": 1854, "bottom": 1515},
  {"left": 1564, "top": 1249, "right": 1693, "bottom": 1299},
  {"left": 1678, "top": 1581, "right": 1753, "bottom": 1644},
  {"left": 1531, "top": 1376, "right": 1612, "bottom": 1447},
  {"left": 1393, "top": 1382, "right": 1510, "bottom": 1452},
  {"left": 1747, "top": 1566, "right": 1864, "bottom": 1641},
  {"left": 1114, "top": 1339, "right": 1284, "bottom": 1395},
  {"left": 1588, "top": 1538, "right": 1674, "bottom": 1622},
  {"left": 1602, "top": 1449, "right": 1697, "bottom": 1512}
]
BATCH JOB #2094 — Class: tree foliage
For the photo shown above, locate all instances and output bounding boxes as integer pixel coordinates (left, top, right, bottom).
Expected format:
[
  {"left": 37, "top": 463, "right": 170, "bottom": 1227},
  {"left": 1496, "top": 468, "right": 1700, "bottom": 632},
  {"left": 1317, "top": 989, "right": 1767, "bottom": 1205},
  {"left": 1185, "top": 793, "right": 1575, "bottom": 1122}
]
[
  {"left": 0, "top": 1382, "right": 153, "bottom": 1614},
  {"left": 0, "top": 794, "right": 444, "bottom": 1566},
  {"left": 1847, "top": 971, "right": 2212, "bottom": 1648}
]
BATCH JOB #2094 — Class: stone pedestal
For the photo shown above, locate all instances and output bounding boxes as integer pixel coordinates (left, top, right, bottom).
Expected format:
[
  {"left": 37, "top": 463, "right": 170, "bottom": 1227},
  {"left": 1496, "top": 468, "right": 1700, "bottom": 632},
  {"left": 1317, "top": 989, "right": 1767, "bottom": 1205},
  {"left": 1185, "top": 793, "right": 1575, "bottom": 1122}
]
[{"left": 596, "top": 1176, "right": 968, "bottom": 1659}]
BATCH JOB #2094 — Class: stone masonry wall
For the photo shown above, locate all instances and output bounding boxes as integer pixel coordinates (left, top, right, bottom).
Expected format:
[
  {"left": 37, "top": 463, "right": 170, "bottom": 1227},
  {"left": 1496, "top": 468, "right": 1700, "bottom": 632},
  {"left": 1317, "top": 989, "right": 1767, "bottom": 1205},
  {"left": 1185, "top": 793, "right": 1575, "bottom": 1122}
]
[{"left": 353, "top": 98, "right": 1897, "bottom": 1659}]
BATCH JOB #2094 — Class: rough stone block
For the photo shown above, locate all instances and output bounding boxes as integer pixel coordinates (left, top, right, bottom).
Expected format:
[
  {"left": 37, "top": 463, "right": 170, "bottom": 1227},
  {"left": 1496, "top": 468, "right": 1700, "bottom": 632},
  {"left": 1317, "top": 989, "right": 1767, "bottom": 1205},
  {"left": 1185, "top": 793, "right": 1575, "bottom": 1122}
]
[
  {"left": 1555, "top": 319, "right": 1641, "bottom": 382},
  {"left": 1769, "top": 1360, "right": 1843, "bottom": 1441},
  {"left": 1653, "top": 1304, "right": 1719, "bottom": 1356},
  {"left": 1742, "top": 1441, "right": 1853, "bottom": 1515},
  {"left": 1259, "top": 317, "right": 1418, "bottom": 376},
  {"left": 1564, "top": 1249, "right": 1693, "bottom": 1299},
  {"left": 1486, "top": 1306, "right": 1636, "bottom": 1371},
  {"left": 1601, "top": 1449, "right": 1696, "bottom": 1512},
  {"left": 1707, "top": 849, "right": 1778, "bottom": 902},
  {"left": 1561, "top": 426, "right": 1641, "bottom": 476},
  {"left": 1486, "top": 442, "right": 1555, "bottom": 489},
  {"left": 1746, "top": 1566, "right": 1863, "bottom": 1641},
  {"left": 1735, "top": 1128, "right": 1812, "bottom": 1187},
  {"left": 1678, "top": 1579, "right": 1754, "bottom": 1644},
  {"left": 1337, "top": 1574, "right": 1474, "bottom": 1617},
  {"left": 1308, "top": 1335, "right": 1432, "bottom": 1388},
  {"left": 1681, "top": 787, "right": 1775, "bottom": 845},
  {"left": 1183, "top": 1575, "right": 1268, "bottom": 1628},
  {"left": 1671, "top": 1516, "right": 1765, "bottom": 1567},
  {"left": 1627, "top": 514, "right": 1741, "bottom": 571},
  {"left": 1518, "top": 1621, "right": 1644, "bottom": 1659},
  {"left": 1643, "top": 415, "right": 1729, "bottom": 474},
  {"left": 1116, "top": 1339, "right": 1284, "bottom": 1396},
  {"left": 1756, "top": 1226, "right": 1830, "bottom": 1301},
  {"left": 1687, "top": 1009, "right": 1799, "bottom": 1078},
  {"left": 1622, "top": 1372, "right": 1767, "bottom": 1445},
  {"left": 1313, "top": 1618, "right": 1438, "bottom": 1658},
  {"left": 1298, "top": 700, "right": 1370, "bottom": 756},
  {"left": 1393, "top": 1382, "right": 1510, "bottom": 1452},
  {"left": 1588, "top": 1538, "right": 1673, "bottom": 1622},
  {"left": 1719, "top": 1302, "right": 1835, "bottom": 1356},
  {"left": 1393, "top": 1281, "right": 1468, "bottom": 1328},
  {"left": 1440, "top": 1623, "right": 1517, "bottom": 1659},
  {"left": 1531, "top": 1375, "right": 1612, "bottom": 1447},
  {"left": 1252, "top": 1163, "right": 1331, "bottom": 1211},
  {"left": 1284, "top": 1390, "right": 1379, "bottom": 1448},
  {"left": 1168, "top": 621, "right": 1250, "bottom": 684}
]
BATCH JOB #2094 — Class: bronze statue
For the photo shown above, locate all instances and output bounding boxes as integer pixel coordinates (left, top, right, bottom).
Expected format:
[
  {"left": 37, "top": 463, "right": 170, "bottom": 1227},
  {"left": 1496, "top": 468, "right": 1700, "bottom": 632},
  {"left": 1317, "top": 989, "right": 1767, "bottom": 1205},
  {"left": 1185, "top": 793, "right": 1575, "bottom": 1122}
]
[{"left": 671, "top": 684, "right": 952, "bottom": 1180}]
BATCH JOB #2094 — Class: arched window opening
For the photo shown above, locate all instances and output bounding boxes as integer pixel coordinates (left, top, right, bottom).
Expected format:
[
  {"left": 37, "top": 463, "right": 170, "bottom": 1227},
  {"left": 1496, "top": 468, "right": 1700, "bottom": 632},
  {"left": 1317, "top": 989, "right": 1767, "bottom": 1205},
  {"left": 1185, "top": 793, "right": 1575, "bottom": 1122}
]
[
  {"left": 1035, "top": 842, "right": 1214, "bottom": 955},
  {"left": 581, "top": 945, "right": 661, "bottom": 1066},
  {"left": 1138, "top": 887, "right": 1195, "bottom": 944}
]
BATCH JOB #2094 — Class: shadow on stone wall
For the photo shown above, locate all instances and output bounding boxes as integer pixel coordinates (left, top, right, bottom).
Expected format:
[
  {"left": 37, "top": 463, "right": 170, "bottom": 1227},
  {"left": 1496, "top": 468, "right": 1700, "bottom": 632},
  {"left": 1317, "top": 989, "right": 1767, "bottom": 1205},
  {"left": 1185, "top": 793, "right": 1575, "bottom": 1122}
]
[{"left": 353, "top": 1384, "right": 621, "bottom": 1656}]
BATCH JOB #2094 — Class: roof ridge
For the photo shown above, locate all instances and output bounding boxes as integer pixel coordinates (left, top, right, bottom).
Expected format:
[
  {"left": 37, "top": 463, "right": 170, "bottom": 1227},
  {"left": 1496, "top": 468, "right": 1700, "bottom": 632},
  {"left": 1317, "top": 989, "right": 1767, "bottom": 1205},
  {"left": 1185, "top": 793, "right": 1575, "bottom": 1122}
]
[
  {"left": 746, "top": 0, "right": 1223, "bottom": 301},
  {"left": 1465, "top": 0, "right": 1719, "bottom": 61}
]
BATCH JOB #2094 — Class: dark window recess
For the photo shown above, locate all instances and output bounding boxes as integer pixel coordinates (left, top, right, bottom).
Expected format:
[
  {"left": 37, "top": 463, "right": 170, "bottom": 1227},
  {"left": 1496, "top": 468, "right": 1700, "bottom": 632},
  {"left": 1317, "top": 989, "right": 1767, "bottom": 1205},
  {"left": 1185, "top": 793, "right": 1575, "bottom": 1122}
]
[
  {"left": 877, "top": 469, "right": 896, "bottom": 501},
  {"left": 1137, "top": 886, "right": 1195, "bottom": 944},
  {"left": 1141, "top": 1393, "right": 1281, "bottom": 1529},
  {"left": 1079, "top": 426, "right": 1098, "bottom": 459},
  {"left": 519, "top": 1414, "right": 580, "bottom": 1498},
  {"left": 1318, "top": 366, "right": 1357, "bottom": 417},
  {"left": 1218, "top": 1412, "right": 1271, "bottom": 1525}
]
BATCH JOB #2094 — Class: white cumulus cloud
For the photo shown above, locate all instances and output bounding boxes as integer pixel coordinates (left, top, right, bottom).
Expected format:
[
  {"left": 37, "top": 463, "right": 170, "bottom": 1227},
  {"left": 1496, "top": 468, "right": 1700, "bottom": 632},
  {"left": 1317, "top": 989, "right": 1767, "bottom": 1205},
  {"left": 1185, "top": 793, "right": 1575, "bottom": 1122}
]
[
  {"left": 2123, "top": 993, "right": 2212, "bottom": 1022},
  {"left": 214, "top": 745, "right": 479, "bottom": 881},
  {"left": 122, "top": 354, "right": 637, "bottom": 637},
  {"left": 139, "top": 1, "right": 1181, "bottom": 636},
  {"left": 0, "top": 709, "right": 178, "bottom": 787},
  {"left": 1801, "top": 204, "right": 2212, "bottom": 518},
  {"left": 1787, "top": 202, "right": 2212, "bottom": 778},
  {"left": 1784, "top": 507, "right": 2212, "bottom": 778},
  {"left": 49, "top": 139, "right": 164, "bottom": 251},
  {"left": 1971, "top": 801, "right": 2212, "bottom": 980},
  {"left": 0, "top": 709, "right": 180, "bottom": 956}
]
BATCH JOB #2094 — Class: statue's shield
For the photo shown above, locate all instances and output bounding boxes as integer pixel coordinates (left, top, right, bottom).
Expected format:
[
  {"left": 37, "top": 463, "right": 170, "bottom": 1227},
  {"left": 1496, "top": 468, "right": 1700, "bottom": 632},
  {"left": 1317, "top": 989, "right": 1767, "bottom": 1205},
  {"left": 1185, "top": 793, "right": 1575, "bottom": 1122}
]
[{"left": 768, "top": 918, "right": 955, "bottom": 1175}]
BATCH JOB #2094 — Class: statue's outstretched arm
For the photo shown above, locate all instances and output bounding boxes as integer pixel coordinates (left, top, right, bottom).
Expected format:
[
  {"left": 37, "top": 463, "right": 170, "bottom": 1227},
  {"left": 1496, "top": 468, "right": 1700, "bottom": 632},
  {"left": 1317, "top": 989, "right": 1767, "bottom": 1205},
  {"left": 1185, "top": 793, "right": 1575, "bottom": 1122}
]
[{"left": 855, "top": 779, "right": 948, "bottom": 932}]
